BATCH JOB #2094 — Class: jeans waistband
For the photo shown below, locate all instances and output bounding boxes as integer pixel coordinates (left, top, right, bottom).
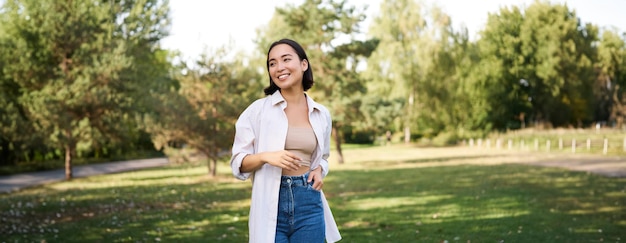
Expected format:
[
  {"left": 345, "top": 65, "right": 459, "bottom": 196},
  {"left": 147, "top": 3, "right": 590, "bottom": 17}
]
[{"left": 281, "top": 173, "right": 309, "bottom": 186}]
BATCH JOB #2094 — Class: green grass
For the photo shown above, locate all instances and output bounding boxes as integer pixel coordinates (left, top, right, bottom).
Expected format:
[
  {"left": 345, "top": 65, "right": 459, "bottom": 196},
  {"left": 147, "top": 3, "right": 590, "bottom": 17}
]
[{"left": 1, "top": 145, "right": 625, "bottom": 242}]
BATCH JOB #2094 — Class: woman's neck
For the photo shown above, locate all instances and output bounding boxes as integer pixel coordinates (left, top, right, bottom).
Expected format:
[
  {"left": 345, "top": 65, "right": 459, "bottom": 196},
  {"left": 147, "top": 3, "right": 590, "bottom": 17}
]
[{"left": 281, "top": 89, "right": 306, "bottom": 105}]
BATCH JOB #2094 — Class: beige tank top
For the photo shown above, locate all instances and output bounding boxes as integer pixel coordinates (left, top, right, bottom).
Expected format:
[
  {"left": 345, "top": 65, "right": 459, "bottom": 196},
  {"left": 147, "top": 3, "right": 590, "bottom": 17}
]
[{"left": 284, "top": 126, "right": 317, "bottom": 167}]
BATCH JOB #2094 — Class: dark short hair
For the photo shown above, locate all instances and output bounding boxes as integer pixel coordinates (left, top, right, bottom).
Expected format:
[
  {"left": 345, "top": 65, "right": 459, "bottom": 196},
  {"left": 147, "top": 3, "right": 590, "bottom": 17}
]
[{"left": 264, "top": 39, "right": 314, "bottom": 95}]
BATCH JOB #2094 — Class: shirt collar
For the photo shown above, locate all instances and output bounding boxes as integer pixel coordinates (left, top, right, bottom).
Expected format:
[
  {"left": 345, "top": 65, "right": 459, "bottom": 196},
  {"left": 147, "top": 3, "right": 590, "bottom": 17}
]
[
  {"left": 270, "top": 90, "right": 322, "bottom": 112},
  {"left": 270, "top": 90, "right": 285, "bottom": 106}
]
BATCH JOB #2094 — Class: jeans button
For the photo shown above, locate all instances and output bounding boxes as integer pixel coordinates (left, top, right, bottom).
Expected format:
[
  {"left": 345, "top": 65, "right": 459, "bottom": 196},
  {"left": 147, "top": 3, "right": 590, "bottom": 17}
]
[{"left": 287, "top": 178, "right": 291, "bottom": 183}]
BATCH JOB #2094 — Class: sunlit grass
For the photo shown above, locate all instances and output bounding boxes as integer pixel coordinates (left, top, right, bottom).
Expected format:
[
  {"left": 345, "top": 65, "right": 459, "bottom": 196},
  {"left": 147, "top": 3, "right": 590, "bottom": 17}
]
[{"left": 1, "top": 145, "right": 625, "bottom": 242}]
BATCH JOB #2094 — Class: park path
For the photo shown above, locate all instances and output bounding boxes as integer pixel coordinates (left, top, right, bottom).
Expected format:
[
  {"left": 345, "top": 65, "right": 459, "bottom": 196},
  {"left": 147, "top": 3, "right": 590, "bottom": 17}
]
[
  {"left": 335, "top": 146, "right": 626, "bottom": 178},
  {"left": 1, "top": 149, "right": 625, "bottom": 194},
  {"left": 523, "top": 154, "right": 626, "bottom": 177},
  {"left": 0, "top": 157, "right": 169, "bottom": 194}
]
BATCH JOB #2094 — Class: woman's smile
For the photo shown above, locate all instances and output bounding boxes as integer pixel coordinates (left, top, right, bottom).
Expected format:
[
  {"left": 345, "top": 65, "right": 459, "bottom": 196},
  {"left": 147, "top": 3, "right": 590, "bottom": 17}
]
[{"left": 277, "top": 73, "right": 290, "bottom": 81}]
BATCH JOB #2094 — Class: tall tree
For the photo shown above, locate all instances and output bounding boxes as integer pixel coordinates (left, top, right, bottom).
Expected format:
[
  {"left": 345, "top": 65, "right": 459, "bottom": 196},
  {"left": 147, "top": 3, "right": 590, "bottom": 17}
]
[
  {"left": 519, "top": 1, "right": 597, "bottom": 127},
  {"left": 0, "top": 78, "right": 40, "bottom": 164},
  {"left": 444, "top": 27, "right": 492, "bottom": 137},
  {"left": 412, "top": 5, "right": 466, "bottom": 139},
  {"left": 474, "top": 5, "right": 528, "bottom": 130},
  {"left": 0, "top": 0, "right": 170, "bottom": 179},
  {"left": 367, "top": 0, "right": 461, "bottom": 141},
  {"left": 475, "top": 1, "right": 597, "bottom": 129},
  {"left": 596, "top": 29, "right": 626, "bottom": 127},
  {"left": 367, "top": 0, "right": 425, "bottom": 143}
]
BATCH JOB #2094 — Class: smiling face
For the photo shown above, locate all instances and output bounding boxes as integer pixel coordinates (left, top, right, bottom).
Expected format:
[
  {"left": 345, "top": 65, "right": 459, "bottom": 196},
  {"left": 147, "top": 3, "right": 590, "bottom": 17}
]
[{"left": 267, "top": 44, "right": 309, "bottom": 92}]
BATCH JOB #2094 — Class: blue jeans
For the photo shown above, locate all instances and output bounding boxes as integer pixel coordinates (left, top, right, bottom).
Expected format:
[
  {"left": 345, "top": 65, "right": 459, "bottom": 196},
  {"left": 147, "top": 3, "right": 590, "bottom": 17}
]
[{"left": 275, "top": 173, "right": 325, "bottom": 243}]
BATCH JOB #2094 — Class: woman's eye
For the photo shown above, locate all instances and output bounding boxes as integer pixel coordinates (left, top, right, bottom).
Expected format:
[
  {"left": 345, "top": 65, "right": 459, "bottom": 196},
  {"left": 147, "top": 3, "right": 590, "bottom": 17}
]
[
  {"left": 269, "top": 62, "right": 275, "bottom": 67},
  {"left": 284, "top": 58, "right": 291, "bottom": 62}
]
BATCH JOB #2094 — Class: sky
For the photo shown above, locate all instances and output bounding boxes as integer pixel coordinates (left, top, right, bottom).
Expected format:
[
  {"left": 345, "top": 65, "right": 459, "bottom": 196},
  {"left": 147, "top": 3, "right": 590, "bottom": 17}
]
[{"left": 160, "top": 0, "right": 626, "bottom": 60}]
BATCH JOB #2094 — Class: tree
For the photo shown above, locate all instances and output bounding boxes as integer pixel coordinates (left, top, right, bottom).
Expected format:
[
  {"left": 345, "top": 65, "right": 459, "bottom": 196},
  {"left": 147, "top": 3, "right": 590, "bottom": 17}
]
[
  {"left": 143, "top": 47, "right": 263, "bottom": 176},
  {"left": 0, "top": 79, "right": 41, "bottom": 164},
  {"left": 474, "top": 5, "right": 528, "bottom": 130},
  {"left": 367, "top": 0, "right": 463, "bottom": 141},
  {"left": 357, "top": 95, "right": 404, "bottom": 142},
  {"left": 522, "top": 1, "right": 596, "bottom": 127},
  {"left": 0, "top": 0, "right": 170, "bottom": 179},
  {"left": 445, "top": 28, "right": 492, "bottom": 137},
  {"left": 475, "top": 1, "right": 597, "bottom": 129},
  {"left": 596, "top": 29, "right": 626, "bottom": 127},
  {"left": 367, "top": 0, "right": 425, "bottom": 143}
]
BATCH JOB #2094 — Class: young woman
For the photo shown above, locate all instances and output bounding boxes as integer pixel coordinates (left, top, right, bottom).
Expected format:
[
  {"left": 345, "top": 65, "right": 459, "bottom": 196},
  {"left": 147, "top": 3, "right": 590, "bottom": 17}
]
[{"left": 230, "top": 38, "right": 341, "bottom": 243}]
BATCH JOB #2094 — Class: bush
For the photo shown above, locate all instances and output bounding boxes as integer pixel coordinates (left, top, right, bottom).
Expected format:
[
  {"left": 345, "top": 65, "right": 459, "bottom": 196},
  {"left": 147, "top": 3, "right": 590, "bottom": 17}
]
[
  {"left": 431, "top": 131, "right": 460, "bottom": 146},
  {"left": 342, "top": 127, "right": 376, "bottom": 144}
]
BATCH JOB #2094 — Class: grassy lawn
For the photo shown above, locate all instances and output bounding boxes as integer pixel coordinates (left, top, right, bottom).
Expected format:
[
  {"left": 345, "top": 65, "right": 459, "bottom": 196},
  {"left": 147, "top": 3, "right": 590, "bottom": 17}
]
[{"left": 1, "top": 145, "right": 625, "bottom": 242}]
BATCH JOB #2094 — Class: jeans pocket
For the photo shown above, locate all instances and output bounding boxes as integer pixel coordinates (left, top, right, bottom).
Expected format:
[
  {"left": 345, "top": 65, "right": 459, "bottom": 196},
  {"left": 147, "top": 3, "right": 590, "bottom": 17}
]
[{"left": 307, "top": 181, "right": 322, "bottom": 192}]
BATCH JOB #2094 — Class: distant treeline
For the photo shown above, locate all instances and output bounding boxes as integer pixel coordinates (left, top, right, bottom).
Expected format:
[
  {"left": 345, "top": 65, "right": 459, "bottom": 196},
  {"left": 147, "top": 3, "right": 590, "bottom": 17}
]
[{"left": 1, "top": 0, "right": 624, "bottom": 176}]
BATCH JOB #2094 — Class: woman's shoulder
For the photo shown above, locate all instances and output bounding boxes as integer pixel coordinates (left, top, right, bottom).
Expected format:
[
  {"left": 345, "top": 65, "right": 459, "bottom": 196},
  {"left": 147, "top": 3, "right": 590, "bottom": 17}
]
[
  {"left": 316, "top": 103, "right": 331, "bottom": 116},
  {"left": 307, "top": 95, "right": 330, "bottom": 115},
  {"left": 248, "top": 96, "right": 270, "bottom": 107},
  {"left": 240, "top": 96, "right": 272, "bottom": 115}
]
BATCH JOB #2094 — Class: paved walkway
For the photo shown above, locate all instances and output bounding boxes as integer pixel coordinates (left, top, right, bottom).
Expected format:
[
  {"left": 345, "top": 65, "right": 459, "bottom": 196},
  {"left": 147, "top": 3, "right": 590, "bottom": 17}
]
[
  {"left": 1, "top": 152, "right": 624, "bottom": 194},
  {"left": 525, "top": 155, "right": 626, "bottom": 178},
  {"left": 0, "top": 157, "right": 169, "bottom": 194}
]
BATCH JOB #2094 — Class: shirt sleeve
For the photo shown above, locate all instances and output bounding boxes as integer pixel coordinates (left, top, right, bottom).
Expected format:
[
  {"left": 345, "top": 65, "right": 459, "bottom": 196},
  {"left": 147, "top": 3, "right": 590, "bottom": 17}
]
[
  {"left": 320, "top": 109, "right": 332, "bottom": 178},
  {"left": 230, "top": 105, "right": 256, "bottom": 181}
]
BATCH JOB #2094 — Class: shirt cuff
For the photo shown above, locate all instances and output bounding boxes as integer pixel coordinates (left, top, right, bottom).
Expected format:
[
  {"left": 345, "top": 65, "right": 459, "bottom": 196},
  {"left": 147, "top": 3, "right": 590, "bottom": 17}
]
[{"left": 231, "top": 153, "right": 252, "bottom": 180}]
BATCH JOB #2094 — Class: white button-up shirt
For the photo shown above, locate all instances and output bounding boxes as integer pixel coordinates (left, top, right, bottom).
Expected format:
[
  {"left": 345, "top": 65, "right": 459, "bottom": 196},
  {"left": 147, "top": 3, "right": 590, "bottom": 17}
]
[{"left": 230, "top": 91, "right": 341, "bottom": 243}]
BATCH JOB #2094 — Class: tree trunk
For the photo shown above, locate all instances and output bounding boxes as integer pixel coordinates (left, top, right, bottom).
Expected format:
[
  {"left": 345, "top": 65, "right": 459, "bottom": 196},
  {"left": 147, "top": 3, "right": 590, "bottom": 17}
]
[
  {"left": 207, "top": 157, "right": 212, "bottom": 175},
  {"left": 210, "top": 158, "right": 217, "bottom": 176},
  {"left": 202, "top": 149, "right": 217, "bottom": 176},
  {"left": 404, "top": 126, "right": 411, "bottom": 144},
  {"left": 64, "top": 143, "right": 73, "bottom": 180},
  {"left": 612, "top": 84, "right": 624, "bottom": 129},
  {"left": 332, "top": 126, "right": 344, "bottom": 164},
  {"left": 405, "top": 92, "right": 414, "bottom": 144}
]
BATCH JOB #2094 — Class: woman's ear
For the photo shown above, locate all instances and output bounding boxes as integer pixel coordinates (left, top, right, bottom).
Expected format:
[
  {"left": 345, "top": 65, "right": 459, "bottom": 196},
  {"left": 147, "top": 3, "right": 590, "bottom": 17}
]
[{"left": 301, "top": 59, "right": 309, "bottom": 72}]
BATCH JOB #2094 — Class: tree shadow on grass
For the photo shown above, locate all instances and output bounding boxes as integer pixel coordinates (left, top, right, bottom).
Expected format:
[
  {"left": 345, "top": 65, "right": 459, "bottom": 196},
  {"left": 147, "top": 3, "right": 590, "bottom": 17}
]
[
  {"left": 1, "top": 162, "right": 624, "bottom": 242},
  {"left": 324, "top": 165, "right": 626, "bottom": 243},
  {"left": 0, "top": 165, "right": 253, "bottom": 242}
]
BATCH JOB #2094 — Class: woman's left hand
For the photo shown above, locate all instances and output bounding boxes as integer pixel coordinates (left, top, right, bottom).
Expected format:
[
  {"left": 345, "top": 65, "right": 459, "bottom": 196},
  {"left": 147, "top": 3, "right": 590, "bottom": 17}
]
[{"left": 307, "top": 167, "right": 324, "bottom": 191}]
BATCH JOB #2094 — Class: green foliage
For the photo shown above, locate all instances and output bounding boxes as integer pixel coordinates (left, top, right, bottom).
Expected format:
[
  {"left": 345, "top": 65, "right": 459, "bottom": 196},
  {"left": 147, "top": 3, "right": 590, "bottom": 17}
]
[
  {"left": 341, "top": 126, "right": 376, "bottom": 144},
  {"left": 366, "top": 0, "right": 430, "bottom": 140},
  {"left": 522, "top": 1, "right": 596, "bottom": 127},
  {"left": 1, "top": 0, "right": 626, "bottom": 173},
  {"left": 141, "top": 46, "right": 264, "bottom": 175},
  {"left": 0, "top": 0, "right": 170, "bottom": 177},
  {"left": 476, "top": 1, "right": 598, "bottom": 129},
  {"left": 429, "top": 131, "right": 460, "bottom": 146},
  {"left": 357, "top": 95, "right": 404, "bottom": 136},
  {"left": 474, "top": 5, "right": 527, "bottom": 130},
  {"left": 367, "top": 0, "right": 475, "bottom": 141},
  {"left": 596, "top": 29, "right": 626, "bottom": 128}
]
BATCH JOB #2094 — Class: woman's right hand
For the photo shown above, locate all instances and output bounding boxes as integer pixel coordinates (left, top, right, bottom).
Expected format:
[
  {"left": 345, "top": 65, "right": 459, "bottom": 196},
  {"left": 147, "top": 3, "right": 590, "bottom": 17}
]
[{"left": 263, "top": 150, "right": 302, "bottom": 171}]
